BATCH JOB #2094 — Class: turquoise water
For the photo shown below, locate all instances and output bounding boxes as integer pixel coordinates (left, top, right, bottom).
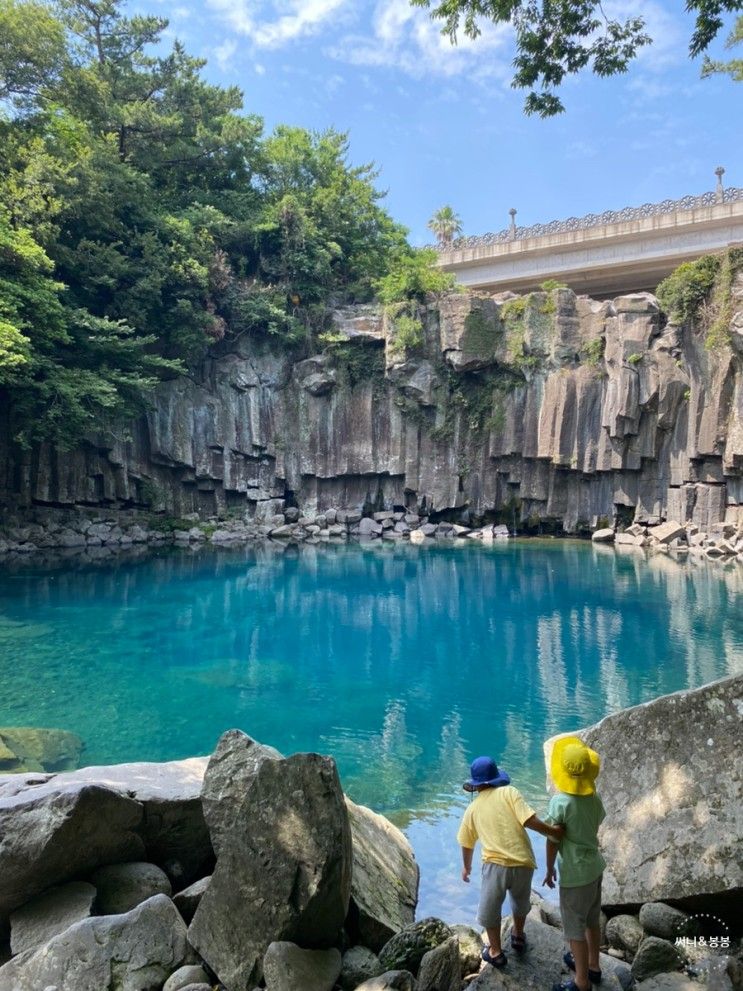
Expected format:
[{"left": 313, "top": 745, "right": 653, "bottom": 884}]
[{"left": 1, "top": 540, "right": 741, "bottom": 921}]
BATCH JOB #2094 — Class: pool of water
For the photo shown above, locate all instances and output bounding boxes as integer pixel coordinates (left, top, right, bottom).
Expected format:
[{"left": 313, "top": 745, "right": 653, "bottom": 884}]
[{"left": 1, "top": 539, "right": 741, "bottom": 921}]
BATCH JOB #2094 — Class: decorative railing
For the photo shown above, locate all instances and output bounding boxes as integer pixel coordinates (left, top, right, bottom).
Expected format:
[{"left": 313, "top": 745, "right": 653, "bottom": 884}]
[{"left": 438, "top": 186, "right": 743, "bottom": 251}]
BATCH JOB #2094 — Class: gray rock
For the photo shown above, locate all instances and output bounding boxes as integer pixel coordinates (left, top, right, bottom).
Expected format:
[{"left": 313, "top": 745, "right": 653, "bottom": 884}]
[
  {"left": 0, "top": 777, "right": 144, "bottom": 920},
  {"left": 417, "top": 936, "right": 461, "bottom": 991},
  {"left": 163, "top": 964, "right": 211, "bottom": 991},
  {"left": 450, "top": 924, "right": 484, "bottom": 974},
  {"left": 354, "top": 972, "right": 417, "bottom": 991},
  {"left": 0, "top": 894, "right": 187, "bottom": 991},
  {"left": 606, "top": 914, "right": 645, "bottom": 955},
  {"left": 639, "top": 903, "right": 691, "bottom": 941},
  {"left": 91, "top": 861, "right": 171, "bottom": 914},
  {"left": 346, "top": 797, "right": 419, "bottom": 953},
  {"left": 635, "top": 975, "right": 704, "bottom": 991},
  {"left": 189, "top": 753, "right": 352, "bottom": 990},
  {"left": 378, "top": 918, "right": 453, "bottom": 974},
  {"left": 592, "top": 528, "right": 615, "bottom": 542},
  {"left": 631, "top": 937, "right": 685, "bottom": 982},
  {"left": 468, "top": 914, "right": 627, "bottom": 990},
  {"left": 263, "top": 942, "right": 342, "bottom": 991},
  {"left": 200, "top": 729, "right": 282, "bottom": 856},
  {"left": 173, "top": 876, "right": 210, "bottom": 924},
  {"left": 562, "top": 673, "right": 743, "bottom": 907},
  {"left": 10, "top": 882, "right": 96, "bottom": 955},
  {"left": 339, "top": 945, "right": 383, "bottom": 989},
  {"left": 359, "top": 518, "right": 384, "bottom": 536}
]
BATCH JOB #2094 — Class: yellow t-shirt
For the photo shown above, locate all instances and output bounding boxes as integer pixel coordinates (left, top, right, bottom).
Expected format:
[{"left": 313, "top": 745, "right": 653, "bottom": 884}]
[{"left": 456, "top": 785, "right": 537, "bottom": 868}]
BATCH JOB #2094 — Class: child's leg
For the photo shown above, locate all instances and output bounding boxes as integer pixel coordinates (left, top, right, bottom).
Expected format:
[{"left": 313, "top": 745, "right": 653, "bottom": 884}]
[
  {"left": 584, "top": 874, "right": 603, "bottom": 972},
  {"left": 506, "top": 866, "right": 534, "bottom": 939},
  {"left": 560, "top": 879, "right": 601, "bottom": 991},
  {"left": 569, "top": 938, "right": 591, "bottom": 991},
  {"left": 477, "top": 863, "right": 508, "bottom": 956}
]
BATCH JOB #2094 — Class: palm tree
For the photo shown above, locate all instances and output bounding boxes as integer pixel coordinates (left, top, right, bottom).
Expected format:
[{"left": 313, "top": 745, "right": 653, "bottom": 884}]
[{"left": 427, "top": 206, "right": 463, "bottom": 248}]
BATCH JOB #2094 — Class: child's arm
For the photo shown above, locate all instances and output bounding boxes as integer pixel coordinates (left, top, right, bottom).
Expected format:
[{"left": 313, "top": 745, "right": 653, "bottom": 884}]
[
  {"left": 524, "top": 814, "right": 565, "bottom": 842},
  {"left": 543, "top": 837, "right": 558, "bottom": 888},
  {"left": 461, "top": 846, "right": 474, "bottom": 883}
]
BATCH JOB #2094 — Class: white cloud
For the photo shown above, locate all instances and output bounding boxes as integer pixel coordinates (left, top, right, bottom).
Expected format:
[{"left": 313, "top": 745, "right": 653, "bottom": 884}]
[
  {"left": 206, "top": 0, "right": 352, "bottom": 48},
  {"left": 214, "top": 38, "right": 237, "bottom": 69},
  {"left": 326, "top": 0, "right": 512, "bottom": 80}
]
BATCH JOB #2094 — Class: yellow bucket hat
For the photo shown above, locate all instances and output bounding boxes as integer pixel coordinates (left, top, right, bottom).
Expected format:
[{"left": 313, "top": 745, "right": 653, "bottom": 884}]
[{"left": 550, "top": 736, "right": 600, "bottom": 796}]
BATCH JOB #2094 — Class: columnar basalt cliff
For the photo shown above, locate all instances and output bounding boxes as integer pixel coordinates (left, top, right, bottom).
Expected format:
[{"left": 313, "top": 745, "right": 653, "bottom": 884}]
[{"left": 1, "top": 278, "right": 742, "bottom": 533}]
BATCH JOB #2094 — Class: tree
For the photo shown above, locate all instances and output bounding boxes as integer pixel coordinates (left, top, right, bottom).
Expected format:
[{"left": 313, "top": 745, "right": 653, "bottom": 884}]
[
  {"left": 702, "top": 15, "right": 743, "bottom": 81},
  {"left": 409, "top": 0, "right": 741, "bottom": 115},
  {"left": 427, "top": 205, "right": 463, "bottom": 247}
]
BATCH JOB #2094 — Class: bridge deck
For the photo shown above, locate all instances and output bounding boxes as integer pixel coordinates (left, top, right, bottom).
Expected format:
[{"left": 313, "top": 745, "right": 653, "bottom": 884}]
[{"left": 436, "top": 192, "right": 743, "bottom": 298}]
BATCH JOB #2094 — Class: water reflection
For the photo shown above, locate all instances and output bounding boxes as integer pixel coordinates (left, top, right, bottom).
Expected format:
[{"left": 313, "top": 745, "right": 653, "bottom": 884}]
[{"left": 1, "top": 540, "right": 741, "bottom": 918}]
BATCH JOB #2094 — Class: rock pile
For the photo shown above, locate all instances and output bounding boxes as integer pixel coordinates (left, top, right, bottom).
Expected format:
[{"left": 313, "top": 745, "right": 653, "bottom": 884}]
[{"left": 592, "top": 519, "right": 743, "bottom": 562}]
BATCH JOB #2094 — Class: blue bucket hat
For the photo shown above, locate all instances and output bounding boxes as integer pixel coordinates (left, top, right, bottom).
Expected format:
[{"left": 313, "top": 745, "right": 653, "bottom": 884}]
[{"left": 463, "top": 756, "right": 511, "bottom": 792}]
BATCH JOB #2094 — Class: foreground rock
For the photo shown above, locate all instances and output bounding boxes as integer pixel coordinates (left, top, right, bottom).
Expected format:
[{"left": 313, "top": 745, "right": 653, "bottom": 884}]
[
  {"left": 355, "top": 972, "right": 417, "bottom": 991},
  {"left": 0, "top": 727, "right": 83, "bottom": 773},
  {"left": 0, "top": 894, "right": 187, "bottom": 991},
  {"left": 576, "top": 672, "right": 743, "bottom": 909},
  {"left": 189, "top": 752, "right": 352, "bottom": 990},
  {"left": 91, "top": 861, "right": 172, "bottom": 914},
  {"left": 378, "top": 917, "right": 453, "bottom": 973},
  {"left": 262, "top": 942, "right": 342, "bottom": 991},
  {"left": 0, "top": 757, "right": 211, "bottom": 919},
  {"left": 468, "top": 915, "right": 628, "bottom": 990},
  {"left": 345, "top": 797, "right": 419, "bottom": 952},
  {"left": 9, "top": 881, "right": 96, "bottom": 955}
]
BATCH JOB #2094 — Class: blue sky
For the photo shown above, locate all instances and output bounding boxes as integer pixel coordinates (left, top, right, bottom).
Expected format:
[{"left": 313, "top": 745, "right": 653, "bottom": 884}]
[{"left": 140, "top": 0, "right": 741, "bottom": 244}]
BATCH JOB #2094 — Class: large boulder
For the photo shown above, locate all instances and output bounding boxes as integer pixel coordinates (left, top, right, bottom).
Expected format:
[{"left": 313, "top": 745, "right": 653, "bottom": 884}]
[
  {"left": 631, "top": 937, "right": 685, "bottom": 982},
  {"left": 9, "top": 881, "right": 96, "bottom": 955},
  {"left": 0, "top": 894, "right": 187, "bottom": 991},
  {"left": 551, "top": 673, "right": 743, "bottom": 909},
  {"left": 91, "top": 861, "right": 172, "bottom": 914},
  {"left": 606, "top": 914, "right": 645, "bottom": 955},
  {"left": 339, "top": 945, "right": 384, "bottom": 989},
  {"left": 0, "top": 777, "right": 144, "bottom": 920},
  {"left": 173, "top": 876, "right": 210, "bottom": 924},
  {"left": 188, "top": 752, "right": 352, "bottom": 990},
  {"left": 200, "top": 729, "right": 282, "bottom": 856},
  {"left": 0, "top": 727, "right": 83, "bottom": 773},
  {"left": 354, "top": 973, "right": 417, "bottom": 991},
  {"left": 639, "top": 903, "right": 692, "bottom": 941},
  {"left": 345, "top": 797, "right": 419, "bottom": 952}
]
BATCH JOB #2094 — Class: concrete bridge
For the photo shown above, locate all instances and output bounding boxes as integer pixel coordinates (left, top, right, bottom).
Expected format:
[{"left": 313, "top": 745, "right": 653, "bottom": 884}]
[{"left": 435, "top": 182, "right": 743, "bottom": 298}]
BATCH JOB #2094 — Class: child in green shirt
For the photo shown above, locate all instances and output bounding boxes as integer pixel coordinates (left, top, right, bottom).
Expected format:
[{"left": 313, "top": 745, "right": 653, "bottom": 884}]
[{"left": 543, "top": 737, "right": 605, "bottom": 991}]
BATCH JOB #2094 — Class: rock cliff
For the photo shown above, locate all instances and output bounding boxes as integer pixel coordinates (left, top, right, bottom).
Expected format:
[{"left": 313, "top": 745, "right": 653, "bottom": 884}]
[{"left": 2, "top": 277, "right": 742, "bottom": 534}]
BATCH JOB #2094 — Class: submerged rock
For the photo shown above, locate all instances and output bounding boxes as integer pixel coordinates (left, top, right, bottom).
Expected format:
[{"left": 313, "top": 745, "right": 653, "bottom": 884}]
[{"left": 0, "top": 727, "right": 83, "bottom": 773}]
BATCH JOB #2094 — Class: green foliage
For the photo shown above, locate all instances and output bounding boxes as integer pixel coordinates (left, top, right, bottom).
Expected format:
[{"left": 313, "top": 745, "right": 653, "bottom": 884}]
[
  {"left": 702, "top": 15, "right": 743, "bottom": 81},
  {"left": 427, "top": 205, "right": 463, "bottom": 247},
  {"left": 539, "top": 279, "right": 567, "bottom": 291},
  {"left": 409, "top": 0, "right": 735, "bottom": 115},
  {"left": 627, "top": 352, "right": 643, "bottom": 364},
  {"left": 580, "top": 337, "right": 605, "bottom": 367},
  {"left": 705, "top": 248, "right": 743, "bottom": 350},
  {"left": 656, "top": 255, "right": 721, "bottom": 323},
  {"left": 0, "top": 0, "right": 413, "bottom": 446},
  {"left": 375, "top": 248, "right": 458, "bottom": 304},
  {"left": 387, "top": 307, "right": 424, "bottom": 358},
  {"left": 500, "top": 296, "right": 528, "bottom": 321},
  {"left": 322, "top": 338, "right": 386, "bottom": 390}
]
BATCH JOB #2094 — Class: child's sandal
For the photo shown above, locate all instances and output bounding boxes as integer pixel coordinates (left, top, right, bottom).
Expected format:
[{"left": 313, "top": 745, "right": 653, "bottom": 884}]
[
  {"left": 563, "top": 951, "right": 602, "bottom": 984},
  {"left": 511, "top": 934, "right": 527, "bottom": 953},
  {"left": 482, "top": 947, "right": 508, "bottom": 968}
]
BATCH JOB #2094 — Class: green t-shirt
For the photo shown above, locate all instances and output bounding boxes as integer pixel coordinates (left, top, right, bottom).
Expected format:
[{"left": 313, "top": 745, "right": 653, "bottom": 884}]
[{"left": 546, "top": 792, "right": 606, "bottom": 888}]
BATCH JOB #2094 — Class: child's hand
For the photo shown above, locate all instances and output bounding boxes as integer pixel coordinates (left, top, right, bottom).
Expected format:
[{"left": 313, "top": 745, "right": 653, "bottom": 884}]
[
  {"left": 542, "top": 867, "right": 557, "bottom": 889},
  {"left": 462, "top": 868, "right": 471, "bottom": 883}
]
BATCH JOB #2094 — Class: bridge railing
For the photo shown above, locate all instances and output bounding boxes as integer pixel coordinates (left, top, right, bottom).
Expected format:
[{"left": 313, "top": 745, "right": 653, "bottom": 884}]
[{"left": 436, "top": 187, "right": 743, "bottom": 251}]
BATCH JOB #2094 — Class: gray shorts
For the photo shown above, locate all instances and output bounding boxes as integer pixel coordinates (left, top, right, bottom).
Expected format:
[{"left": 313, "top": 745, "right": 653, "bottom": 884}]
[
  {"left": 560, "top": 875, "right": 603, "bottom": 941},
  {"left": 477, "top": 863, "right": 534, "bottom": 928}
]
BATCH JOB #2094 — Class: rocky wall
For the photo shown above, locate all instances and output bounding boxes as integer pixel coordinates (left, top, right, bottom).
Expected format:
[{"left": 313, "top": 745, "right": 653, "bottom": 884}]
[{"left": 2, "top": 278, "right": 742, "bottom": 533}]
